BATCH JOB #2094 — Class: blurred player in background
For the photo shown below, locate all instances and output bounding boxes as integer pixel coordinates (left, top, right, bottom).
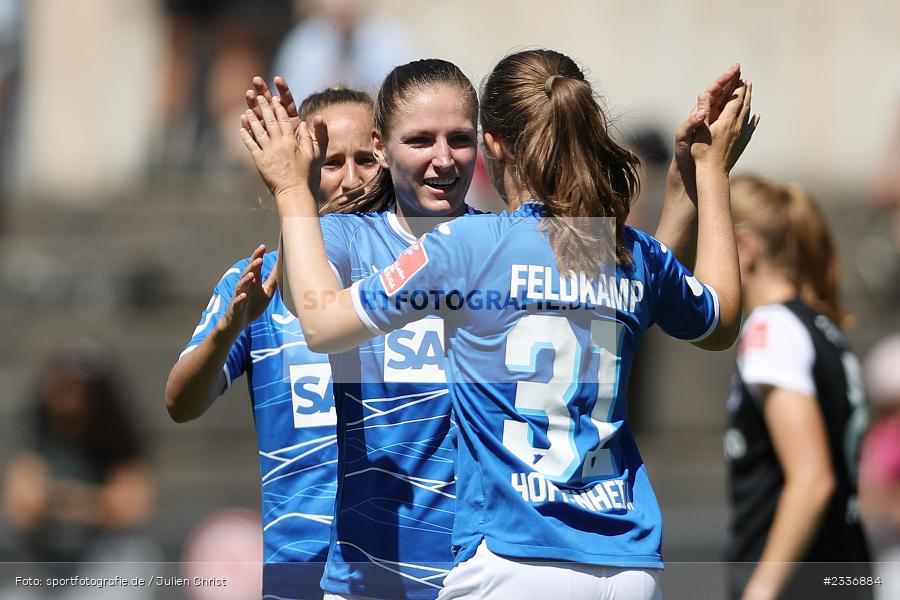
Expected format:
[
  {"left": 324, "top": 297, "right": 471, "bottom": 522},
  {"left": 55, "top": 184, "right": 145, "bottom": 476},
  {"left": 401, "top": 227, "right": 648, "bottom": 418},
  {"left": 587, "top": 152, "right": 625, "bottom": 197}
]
[
  {"left": 723, "top": 176, "right": 872, "bottom": 600},
  {"left": 165, "top": 84, "right": 377, "bottom": 599},
  {"left": 243, "top": 48, "right": 753, "bottom": 599}
]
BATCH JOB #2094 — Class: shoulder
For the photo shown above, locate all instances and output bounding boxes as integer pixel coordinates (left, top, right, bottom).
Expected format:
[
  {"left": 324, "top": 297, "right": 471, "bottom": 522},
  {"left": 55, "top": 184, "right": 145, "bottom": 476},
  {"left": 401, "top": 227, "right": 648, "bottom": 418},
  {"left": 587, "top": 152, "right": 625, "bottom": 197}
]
[
  {"left": 214, "top": 257, "right": 250, "bottom": 288},
  {"left": 624, "top": 226, "right": 670, "bottom": 261},
  {"left": 738, "top": 303, "right": 817, "bottom": 395},
  {"left": 427, "top": 211, "right": 503, "bottom": 254},
  {"left": 741, "top": 304, "right": 812, "bottom": 348},
  {"left": 320, "top": 212, "right": 376, "bottom": 244}
]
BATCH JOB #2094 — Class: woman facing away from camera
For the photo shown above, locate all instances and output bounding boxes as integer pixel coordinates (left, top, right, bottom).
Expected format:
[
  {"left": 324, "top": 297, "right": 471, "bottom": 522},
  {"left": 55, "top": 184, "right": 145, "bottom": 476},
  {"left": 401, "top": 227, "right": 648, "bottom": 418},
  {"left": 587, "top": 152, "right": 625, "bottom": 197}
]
[
  {"left": 723, "top": 176, "right": 872, "bottom": 600},
  {"left": 165, "top": 84, "right": 378, "bottom": 599},
  {"left": 242, "top": 49, "right": 754, "bottom": 599}
]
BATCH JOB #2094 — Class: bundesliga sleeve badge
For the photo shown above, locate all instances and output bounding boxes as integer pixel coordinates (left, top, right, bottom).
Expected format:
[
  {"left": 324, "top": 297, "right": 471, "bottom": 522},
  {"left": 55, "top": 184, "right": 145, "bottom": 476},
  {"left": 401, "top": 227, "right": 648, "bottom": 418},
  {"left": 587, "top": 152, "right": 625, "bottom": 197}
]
[{"left": 380, "top": 239, "right": 430, "bottom": 296}]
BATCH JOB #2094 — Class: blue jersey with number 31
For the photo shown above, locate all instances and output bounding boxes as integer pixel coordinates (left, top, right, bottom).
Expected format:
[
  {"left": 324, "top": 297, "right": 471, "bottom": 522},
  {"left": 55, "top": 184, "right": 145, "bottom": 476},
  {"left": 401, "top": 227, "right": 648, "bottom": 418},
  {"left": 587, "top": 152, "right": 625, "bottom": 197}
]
[{"left": 351, "top": 202, "right": 720, "bottom": 568}]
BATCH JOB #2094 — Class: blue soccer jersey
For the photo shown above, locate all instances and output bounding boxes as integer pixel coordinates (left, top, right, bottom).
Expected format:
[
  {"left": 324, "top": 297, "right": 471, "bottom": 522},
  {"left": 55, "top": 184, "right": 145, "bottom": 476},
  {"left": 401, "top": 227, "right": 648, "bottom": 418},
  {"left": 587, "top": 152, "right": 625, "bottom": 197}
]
[
  {"left": 350, "top": 202, "right": 719, "bottom": 568},
  {"left": 184, "top": 251, "right": 337, "bottom": 598},
  {"left": 317, "top": 207, "right": 479, "bottom": 599}
]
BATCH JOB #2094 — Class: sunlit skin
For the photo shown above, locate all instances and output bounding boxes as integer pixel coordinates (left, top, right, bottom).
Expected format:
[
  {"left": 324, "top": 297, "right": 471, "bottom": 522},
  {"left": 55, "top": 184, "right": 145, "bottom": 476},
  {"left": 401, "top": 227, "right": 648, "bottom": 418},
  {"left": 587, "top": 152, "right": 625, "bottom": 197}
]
[
  {"left": 315, "top": 102, "right": 378, "bottom": 205},
  {"left": 374, "top": 84, "right": 478, "bottom": 232}
]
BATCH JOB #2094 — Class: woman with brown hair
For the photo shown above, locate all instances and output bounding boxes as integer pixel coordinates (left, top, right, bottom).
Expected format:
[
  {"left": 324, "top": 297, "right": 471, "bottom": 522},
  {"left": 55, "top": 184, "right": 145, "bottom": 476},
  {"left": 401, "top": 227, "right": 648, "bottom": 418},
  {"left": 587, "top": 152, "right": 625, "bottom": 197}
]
[
  {"left": 166, "top": 84, "right": 379, "bottom": 599},
  {"left": 724, "top": 176, "right": 872, "bottom": 600},
  {"left": 242, "top": 48, "right": 754, "bottom": 599}
]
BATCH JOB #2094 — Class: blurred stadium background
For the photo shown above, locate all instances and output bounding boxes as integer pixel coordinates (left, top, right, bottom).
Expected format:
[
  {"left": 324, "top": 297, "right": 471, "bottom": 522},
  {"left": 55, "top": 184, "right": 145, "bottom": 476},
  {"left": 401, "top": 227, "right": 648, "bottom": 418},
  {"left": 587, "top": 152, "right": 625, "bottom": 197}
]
[{"left": 1, "top": 1, "right": 899, "bottom": 598}]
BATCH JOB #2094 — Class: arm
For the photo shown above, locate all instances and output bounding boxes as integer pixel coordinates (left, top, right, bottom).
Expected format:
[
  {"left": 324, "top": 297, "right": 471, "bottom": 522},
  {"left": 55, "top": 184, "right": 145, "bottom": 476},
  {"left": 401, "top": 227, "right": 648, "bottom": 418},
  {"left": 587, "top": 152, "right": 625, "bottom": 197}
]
[
  {"left": 241, "top": 95, "right": 370, "bottom": 353},
  {"left": 656, "top": 64, "right": 759, "bottom": 269},
  {"left": 688, "top": 82, "right": 754, "bottom": 350},
  {"left": 2, "top": 453, "right": 49, "bottom": 531},
  {"left": 165, "top": 245, "right": 276, "bottom": 422},
  {"left": 741, "top": 387, "right": 836, "bottom": 600}
]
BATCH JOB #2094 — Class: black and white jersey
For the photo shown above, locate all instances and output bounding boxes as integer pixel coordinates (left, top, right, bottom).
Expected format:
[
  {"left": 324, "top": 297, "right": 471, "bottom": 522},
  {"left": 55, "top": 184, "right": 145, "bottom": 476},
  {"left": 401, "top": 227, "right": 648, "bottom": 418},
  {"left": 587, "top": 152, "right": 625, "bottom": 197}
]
[{"left": 724, "top": 300, "right": 871, "bottom": 599}]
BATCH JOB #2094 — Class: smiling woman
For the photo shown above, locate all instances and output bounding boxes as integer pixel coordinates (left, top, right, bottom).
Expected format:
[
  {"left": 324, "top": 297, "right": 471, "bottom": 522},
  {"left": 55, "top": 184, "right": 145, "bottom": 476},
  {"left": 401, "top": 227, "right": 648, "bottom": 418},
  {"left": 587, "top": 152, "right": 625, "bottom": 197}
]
[
  {"left": 325, "top": 59, "right": 480, "bottom": 235},
  {"left": 376, "top": 86, "right": 478, "bottom": 219}
]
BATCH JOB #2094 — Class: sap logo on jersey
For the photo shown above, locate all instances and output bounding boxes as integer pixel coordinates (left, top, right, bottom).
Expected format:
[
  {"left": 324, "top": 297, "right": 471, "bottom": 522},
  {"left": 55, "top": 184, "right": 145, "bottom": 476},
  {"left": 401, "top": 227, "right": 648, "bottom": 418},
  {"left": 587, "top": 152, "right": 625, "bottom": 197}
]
[
  {"left": 289, "top": 363, "right": 337, "bottom": 428},
  {"left": 384, "top": 317, "right": 447, "bottom": 383}
]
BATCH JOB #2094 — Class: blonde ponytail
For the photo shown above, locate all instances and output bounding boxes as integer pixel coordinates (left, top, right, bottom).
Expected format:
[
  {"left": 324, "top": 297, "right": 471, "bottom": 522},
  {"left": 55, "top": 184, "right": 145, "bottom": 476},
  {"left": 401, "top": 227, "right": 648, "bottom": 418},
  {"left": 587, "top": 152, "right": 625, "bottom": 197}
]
[{"left": 732, "top": 176, "right": 851, "bottom": 326}]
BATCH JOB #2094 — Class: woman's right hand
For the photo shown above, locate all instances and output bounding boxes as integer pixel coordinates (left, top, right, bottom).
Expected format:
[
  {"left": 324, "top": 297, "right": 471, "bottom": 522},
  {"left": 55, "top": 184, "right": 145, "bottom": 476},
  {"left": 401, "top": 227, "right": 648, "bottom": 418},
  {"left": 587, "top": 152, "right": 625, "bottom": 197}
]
[
  {"left": 244, "top": 75, "right": 301, "bottom": 137},
  {"left": 240, "top": 94, "right": 327, "bottom": 209},
  {"left": 691, "top": 81, "right": 757, "bottom": 171}
]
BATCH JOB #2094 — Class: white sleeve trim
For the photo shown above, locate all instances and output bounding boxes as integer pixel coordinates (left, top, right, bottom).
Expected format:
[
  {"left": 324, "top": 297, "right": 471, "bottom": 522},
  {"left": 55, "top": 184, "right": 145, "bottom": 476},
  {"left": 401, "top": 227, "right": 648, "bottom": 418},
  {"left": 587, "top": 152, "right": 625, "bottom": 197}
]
[
  {"left": 351, "top": 279, "right": 388, "bottom": 337},
  {"left": 222, "top": 363, "right": 233, "bottom": 389},
  {"left": 329, "top": 261, "right": 344, "bottom": 288},
  {"left": 738, "top": 305, "right": 816, "bottom": 397},
  {"left": 178, "top": 345, "right": 233, "bottom": 393},
  {"left": 683, "top": 283, "right": 720, "bottom": 343}
]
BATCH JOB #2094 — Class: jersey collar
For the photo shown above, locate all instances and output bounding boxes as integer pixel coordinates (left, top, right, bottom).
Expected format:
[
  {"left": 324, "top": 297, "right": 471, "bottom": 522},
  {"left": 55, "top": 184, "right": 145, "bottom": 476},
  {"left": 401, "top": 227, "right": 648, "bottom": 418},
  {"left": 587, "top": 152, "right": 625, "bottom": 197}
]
[{"left": 386, "top": 204, "right": 478, "bottom": 243}]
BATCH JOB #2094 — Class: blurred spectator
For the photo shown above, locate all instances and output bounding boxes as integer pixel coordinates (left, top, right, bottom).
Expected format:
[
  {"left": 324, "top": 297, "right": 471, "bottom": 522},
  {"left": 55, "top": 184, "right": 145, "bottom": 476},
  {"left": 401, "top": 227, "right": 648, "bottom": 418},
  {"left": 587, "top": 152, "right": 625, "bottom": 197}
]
[
  {"left": 1, "top": 339, "right": 156, "bottom": 569},
  {"left": 860, "top": 336, "right": 900, "bottom": 600},
  {"left": 153, "top": 0, "right": 293, "bottom": 175},
  {"left": 0, "top": 0, "right": 23, "bottom": 227},
  {"left": 857, "top": 112, "right": 900, "bottom": 305},
  {"left": 273, "top": 0, "right": 415, "bottom": 102},
  {"left": 873, "top": 116, "right": 900, "bottom": 246}
]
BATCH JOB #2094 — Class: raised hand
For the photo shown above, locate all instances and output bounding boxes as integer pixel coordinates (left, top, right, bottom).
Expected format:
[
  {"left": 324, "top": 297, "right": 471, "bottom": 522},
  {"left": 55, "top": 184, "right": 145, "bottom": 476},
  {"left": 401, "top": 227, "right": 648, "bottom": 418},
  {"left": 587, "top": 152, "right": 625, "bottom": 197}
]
[
  {"left": 224, "top": 244, "right": 278, "bottom": 331},
  {"left": 243, "top": 75, "right": 300, "bottom": 135},
  {"left": 674, "top": 64, "right": 742, "bottom": 174},
  {"left": 691, "top": 81, "right": 756, "bottom": 169},
  {"left": 240, "top": 95, "right": 320, "bottom": 201}
]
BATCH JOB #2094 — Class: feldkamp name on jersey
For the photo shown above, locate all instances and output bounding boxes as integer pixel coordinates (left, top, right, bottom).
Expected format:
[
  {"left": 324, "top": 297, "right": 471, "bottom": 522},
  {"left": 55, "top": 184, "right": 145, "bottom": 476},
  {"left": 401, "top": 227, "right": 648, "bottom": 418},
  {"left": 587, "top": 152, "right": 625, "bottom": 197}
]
[{"left": 510, "top": 265, "right": 644, "bottom": 313}]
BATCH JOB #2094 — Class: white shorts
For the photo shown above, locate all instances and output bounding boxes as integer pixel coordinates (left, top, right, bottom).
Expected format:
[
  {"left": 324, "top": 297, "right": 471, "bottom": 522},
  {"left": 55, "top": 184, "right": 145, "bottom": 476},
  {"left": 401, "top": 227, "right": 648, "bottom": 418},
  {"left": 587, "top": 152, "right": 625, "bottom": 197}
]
[{"left": 437, "top": 540, "right": 662, "bottom": 600}]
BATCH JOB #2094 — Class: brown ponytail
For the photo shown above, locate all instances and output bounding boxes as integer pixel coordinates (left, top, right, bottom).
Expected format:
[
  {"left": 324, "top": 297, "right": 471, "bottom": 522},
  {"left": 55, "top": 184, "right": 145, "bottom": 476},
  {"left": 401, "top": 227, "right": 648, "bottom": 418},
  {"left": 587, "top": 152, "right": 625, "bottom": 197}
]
[
  {"left": 323, "top": 59, "right": 478, "bottom": 215},
  {"left": 731, "top": 176, "right": 851, "bottom": 326},
  {"left": 480, "top": 49, "right": 640, "bottom": 273}
]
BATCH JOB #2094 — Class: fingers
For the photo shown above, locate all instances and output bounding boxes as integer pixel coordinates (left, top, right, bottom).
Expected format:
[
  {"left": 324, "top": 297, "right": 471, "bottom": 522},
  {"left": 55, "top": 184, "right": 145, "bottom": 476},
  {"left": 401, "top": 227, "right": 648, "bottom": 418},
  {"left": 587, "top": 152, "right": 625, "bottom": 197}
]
[
  {"left": 711, "top": 78, "right": 740, "bottom": 123},
  {"left": 239, "top": 126, "right": 263, "bottom": 159},
  {"left": 297, "top": 120, "right": 314, "bottom": 156},
  {"left": 310, "top": 115, "right": 329, "bottom": 158},
  {"left": 253, "top": 76, "right": 272, "bottom": 101},
  {"left": 272, "top": 97, "right": 295, "bottom": 138},
  {"left": 712, "top": 63, "right": 741, "bottom": 90},
  {"left": 695, "top": 92, "right": 710, "bottom": 123},
  {"left": 246, "top": 89, "right": 259, "bottom": 115},
  {"left": 262, "top": 259, "right": 278, "bottom": 297},
  {"left": 234, "top": 266, "right": 257, "bottom": 300},
  {"left": 738, "top": 81, "right": 753, "bottom": 125},
  {"left": 245, "top": 76, "right": 273, "bottom": 119},
  {"left": 257, "top": 95, "right": 281, "bottom": 139},
  {"left": 705, "top": 63, "right": 741, "bottom": 121},
  {"left": 274, "top": 76, "right": 298, "bottom": 118},
  {"left": 720, "top": 83, "right": 748, "bottom": 121},
  {"left": 676, "top": 92, "right": 708, "bottom": 145},
  {"left": 244, "top": 103, "right": 268, "bottom": 146},
  {"left": 249, "top": 243, "right": 266, "bottom": 265}
]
